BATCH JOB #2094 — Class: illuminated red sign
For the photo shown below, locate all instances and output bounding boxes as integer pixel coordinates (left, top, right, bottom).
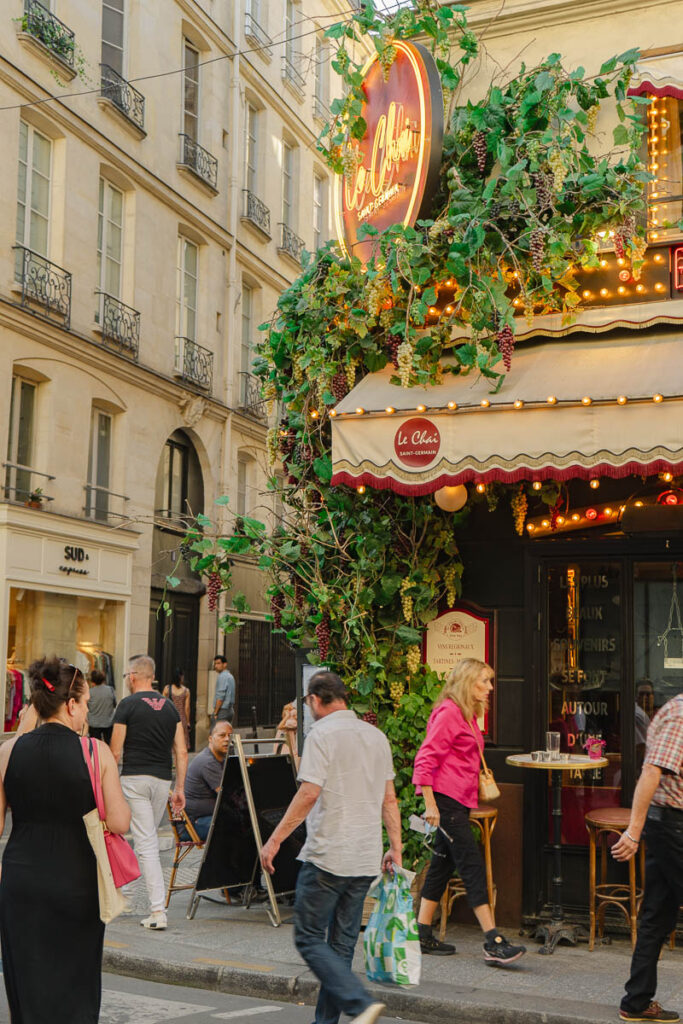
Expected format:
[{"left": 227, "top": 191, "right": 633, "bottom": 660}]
[
  {"left": 394, "top": 417, "right": 441, "bottom": 467},
  {"left": 335, "top": 41, "right": 443, "bottom": 266}
]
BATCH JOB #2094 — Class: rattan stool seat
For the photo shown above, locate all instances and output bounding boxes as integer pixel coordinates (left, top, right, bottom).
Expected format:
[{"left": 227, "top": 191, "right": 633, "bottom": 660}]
[{"left": 585, "top": 806, "right": 643, "bottom": 951}]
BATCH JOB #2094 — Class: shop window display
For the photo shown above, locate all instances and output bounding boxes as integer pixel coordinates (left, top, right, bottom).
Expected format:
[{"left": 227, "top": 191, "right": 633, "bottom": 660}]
[{"left": 5, "top": 588, "right": 122, "bottom": 732}]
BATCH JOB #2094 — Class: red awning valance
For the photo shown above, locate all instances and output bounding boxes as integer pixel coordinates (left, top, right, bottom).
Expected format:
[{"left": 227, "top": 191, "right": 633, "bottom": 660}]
[{"left": 627, "top": 55, "right": 683, "bottom": 101}]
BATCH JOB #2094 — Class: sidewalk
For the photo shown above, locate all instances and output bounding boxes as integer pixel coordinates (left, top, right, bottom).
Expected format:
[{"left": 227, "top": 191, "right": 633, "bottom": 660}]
[{"left": 104, "top": 838, "right": 683, "bottom": 1024}]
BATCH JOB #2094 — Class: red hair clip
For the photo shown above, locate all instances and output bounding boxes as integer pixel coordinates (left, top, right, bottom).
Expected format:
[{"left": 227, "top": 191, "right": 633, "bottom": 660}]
[{"left": 41, "top": 677, "right": 55, "bottom": 692}]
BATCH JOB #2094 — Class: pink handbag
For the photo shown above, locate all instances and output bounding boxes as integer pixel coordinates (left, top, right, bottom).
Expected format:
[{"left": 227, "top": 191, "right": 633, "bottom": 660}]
[{"left": 81, "top": 737, "right": 141, "bottom": 888}]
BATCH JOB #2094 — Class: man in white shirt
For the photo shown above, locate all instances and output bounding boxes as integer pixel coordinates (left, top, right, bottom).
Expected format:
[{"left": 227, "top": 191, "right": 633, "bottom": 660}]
[{"left": 260, "top": 671, "right": 402, "bottom": 1024}]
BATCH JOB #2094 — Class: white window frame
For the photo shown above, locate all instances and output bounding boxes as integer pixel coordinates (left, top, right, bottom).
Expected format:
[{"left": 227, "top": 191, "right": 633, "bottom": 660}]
[
  {"left": 176, "top": 236, "right": 199, "bottom": 341},
  {"left": 101, "top": 0, "right": 125, "bottom": 77},
  {"left": 282, "top": 140, "right": 294, "bottom": 228},
  {"left": 5, "top": 375, "right": 37, "bottom": 500},
  {"left": 87, "top": 408, "right": 113, "bottom": 520},
  {"left": 16, "top": 121, "right": 52, "bottom": 264},
  {"left": 237, "top": 456, "right": 248, "bottom": 517},
  {"left": 285, "top": 0, "right": 296, "bottom": 67},
  {"left": 182, "top": 39, "right": 200, "bottom": 141},
  {"left": 245, "top": 104, "right": 258, "bottom": 194},
  {"left": 97, "top": 178, "right": 124, "bottom": 300},
  {"left": 313, "top": 173, "right": 325, "bottom": 250},
  {"left": 314, "top": 34, "right": 328, "bottom": 107}
]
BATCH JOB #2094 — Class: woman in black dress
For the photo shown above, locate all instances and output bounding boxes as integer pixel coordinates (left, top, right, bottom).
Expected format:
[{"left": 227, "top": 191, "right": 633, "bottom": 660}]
[{"left": 0, "top": 657, "right": 130, "bottom": 1023}]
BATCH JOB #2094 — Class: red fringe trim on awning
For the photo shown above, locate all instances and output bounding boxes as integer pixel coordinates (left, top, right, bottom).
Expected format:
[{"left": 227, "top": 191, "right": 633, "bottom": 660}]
[{"left": 628, "top": 82, "right": 683, "bottom": 101}]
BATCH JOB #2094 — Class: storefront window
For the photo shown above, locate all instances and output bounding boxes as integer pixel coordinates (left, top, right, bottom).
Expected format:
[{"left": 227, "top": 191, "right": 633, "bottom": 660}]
[
  {"left": 547, "top": 563, "right": 622, "bottom": 844},
  {"left": 5, "top": 588, "right": 123, "bottom": 732}
]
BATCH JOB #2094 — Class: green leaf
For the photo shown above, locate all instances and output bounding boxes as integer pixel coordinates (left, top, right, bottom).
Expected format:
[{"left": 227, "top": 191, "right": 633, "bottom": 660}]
[
  {"left": 214, "top": 495, "right": 230, "bottom": 506},
  {"left": 313, "top": 455, "right": 333, "bottom": 483},
  {"left": 196, "top": 513, "right": 212, "bottom": 527},
  {"left": 613, "top": 124, "right": 629, "bottom": 145},
  {"left": 166, "top": 576, "right": 180, "bottom": 588}
]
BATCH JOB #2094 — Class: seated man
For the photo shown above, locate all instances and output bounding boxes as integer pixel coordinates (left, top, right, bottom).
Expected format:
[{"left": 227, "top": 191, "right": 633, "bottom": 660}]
[{"left": 184, "top": 720, "right": 232, "bottom": 840}]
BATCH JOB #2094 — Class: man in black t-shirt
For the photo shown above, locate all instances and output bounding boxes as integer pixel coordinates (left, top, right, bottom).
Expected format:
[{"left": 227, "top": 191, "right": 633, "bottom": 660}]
[{"left": 111, "top": 654, "right": 187, "bottom": 931}]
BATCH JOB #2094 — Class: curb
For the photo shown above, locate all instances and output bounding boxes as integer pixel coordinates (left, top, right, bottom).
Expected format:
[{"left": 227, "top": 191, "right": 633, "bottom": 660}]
[{"left": 103, "top": 948, "right": 618, "bottom": 1024}]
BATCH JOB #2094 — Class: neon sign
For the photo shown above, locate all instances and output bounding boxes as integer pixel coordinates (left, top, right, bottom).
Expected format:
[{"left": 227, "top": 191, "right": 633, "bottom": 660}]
[{"left": 334, "top": 41, "right": 443, "bottom": 266}]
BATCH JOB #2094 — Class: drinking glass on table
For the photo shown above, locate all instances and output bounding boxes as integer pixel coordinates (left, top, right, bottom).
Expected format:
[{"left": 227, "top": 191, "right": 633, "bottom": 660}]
[{"left": 546, "top": 731, "right": 561, "bottom": 760}]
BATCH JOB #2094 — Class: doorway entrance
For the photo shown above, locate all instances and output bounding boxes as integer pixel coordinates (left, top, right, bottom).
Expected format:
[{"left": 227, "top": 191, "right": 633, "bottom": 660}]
[{"left": 149, "top": 588, "right": 199, "bottom": 750}]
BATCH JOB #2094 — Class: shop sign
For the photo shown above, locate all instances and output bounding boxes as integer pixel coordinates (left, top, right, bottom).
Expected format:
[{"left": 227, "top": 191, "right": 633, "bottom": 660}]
[
  {"left": 394, "top": 417, "right": 441, "bottom": 468},
  {"left": 423, "top": 602, "right": 496, "bottom": 740},
  {"left": 59, "top": 544, "right": 91, "bottom": 576},
  {"left": 334, "top": 40, "right": 443, "bottom": 266}
]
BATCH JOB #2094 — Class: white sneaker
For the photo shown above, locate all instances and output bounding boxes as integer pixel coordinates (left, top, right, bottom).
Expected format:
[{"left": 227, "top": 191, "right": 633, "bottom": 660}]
[
  {"left": 351, "top": 1004, "right": 385, "bottom": 1024},
  {"left": 141, "top": 911, "right": 167, "bottom": 930}
]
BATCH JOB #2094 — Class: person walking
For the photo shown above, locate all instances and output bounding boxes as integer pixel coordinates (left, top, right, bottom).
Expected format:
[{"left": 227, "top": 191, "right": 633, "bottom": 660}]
[
  {"left": 110, "top": 654, "right": 187, "bottom": 931},
  {"left": 0, "top": 657, "right": 130, "bottom": 1023},
  {"left": 87, "top": 668, "right": 116, "bottom": 743},
  {"left": 613, "top": 692, "right": 682, "bottom": 1023},
  {"left": 260, "top": 671, "right": 402, "bottom": 1024},
  {"left": 413, "top": 658, "right": 526, "bottom": 965},
  {"left": 212, "top": 654, "right": 236, "bottom": 724},
  {"left": 164, "top": 668, "right": 191, "bottom": 750}
]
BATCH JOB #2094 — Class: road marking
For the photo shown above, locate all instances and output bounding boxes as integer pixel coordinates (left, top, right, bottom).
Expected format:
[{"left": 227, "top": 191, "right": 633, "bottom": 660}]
[
  {"left": 101, "top": 990, "right": 210, "bottom": 1023},
  {"left": 103, "top": 940, "right": 129, "bottom": 949},
  {"left": 192, "top": 958, "right": 275, "bottom": 972},
  {"left": 212, "top": 1008, "right": 283, "bottom": 1020}
]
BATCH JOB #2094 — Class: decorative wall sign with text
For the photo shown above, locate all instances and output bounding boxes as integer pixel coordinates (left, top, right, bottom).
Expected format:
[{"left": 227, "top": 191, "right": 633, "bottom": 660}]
[
  {"left": 334, "top": 41, "right": 444, "bottom": 266},
  {"left": 393, "top": 417, "right": 441, "bottom": 467}
]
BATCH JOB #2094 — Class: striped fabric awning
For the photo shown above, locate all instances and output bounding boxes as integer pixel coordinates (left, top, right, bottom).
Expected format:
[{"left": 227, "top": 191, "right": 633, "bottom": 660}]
[{"left": 627, "top": 55, "right": 683, "bottom": 100}]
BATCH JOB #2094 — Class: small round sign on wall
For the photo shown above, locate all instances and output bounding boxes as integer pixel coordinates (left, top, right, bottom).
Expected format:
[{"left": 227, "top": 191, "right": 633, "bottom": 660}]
[{"left": 394, "top": 417, "right": 441, "bottom": 468}]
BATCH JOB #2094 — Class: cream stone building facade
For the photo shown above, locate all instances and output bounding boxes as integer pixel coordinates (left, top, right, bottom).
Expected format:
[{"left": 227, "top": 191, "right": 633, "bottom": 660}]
[{"left": 0, "top": 0, "right": 357, "bottom": 744}]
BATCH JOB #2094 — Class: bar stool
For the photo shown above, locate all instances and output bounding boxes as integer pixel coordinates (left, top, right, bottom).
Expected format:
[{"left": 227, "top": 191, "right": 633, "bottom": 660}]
[
  {"left": 584, "top": 807, "right": 644, "bottom": 950},
  {"left": 438, "top": 806, "right": 498, "bottom": 941}
]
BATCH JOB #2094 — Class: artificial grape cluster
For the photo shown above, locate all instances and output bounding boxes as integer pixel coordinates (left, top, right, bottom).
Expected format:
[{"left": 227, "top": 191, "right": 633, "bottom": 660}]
[
  {"left": 389, "top": 679, "right": 405, "bottom": 710},
  {"left": 397, "top": 341, "right": 413, "bottom": 386},
  {"left": 270, "top": 593, "right": 285, "bottom": 629},
  {"left": 586, "top": 104, "right": 599, "bottom": 133},
  {"left": 532, "top": 172, "right": 553, "bottom": 212},
  {"left": 331, "top": 372, "right": 347, "bottom": 402},
  {"left": 315, "top": 615, "right": 331, "bottom": 661},
  {"left": 550, "top": 495, "right": 563, "bottom": 531},
  {"left": 342, "top": 145, "right": 362, "bottom": 184},
  {"left": 386, "top": 335, "right": 401, "bottom": 368},
  {"left": 511, "top": 486, "right": 528, "bottom": 536},
  {"left": 294, "top": 443, "right": 314, "bottom": 466},
  {"left": 207, "top": 572, "right": 221, "bottom": 612},
  {"left": 366, "top": 278, "right": 386, "bottom": 317},
  {"left": 473, "top": 130, "right": 487, "bottom": 174},
  {"left": 400, "top": 577, "right": 414, "bottom": 622},
  {"left": 496, "top": 324, "right": 515, "bottom": 372},
  {"left": 613, "top": 232, "right": 626, "bottom": 259},
  {"left": 443, "top": 565, "right": 458, "bottom": 608},
  {"left": 406, "top": 645, "right": 421, "bottom": 674},
  {"left": 548, "top": 149, "right": 567, "bottom": 192},
  {"left": 279, "top": 428, "right": 296, "bottom": 461},
  {"left": 266, "top": 427, "right": 279, "bottom": 467},
  {"left": 630, "top": 233, "right": 647, "bottom": 280},
  {"left": 524, "top": 305, "right": 535, "bottom": 328},
  {"left": 345, "top": 357, "right": 359, "bottom": 390},
  {"left": 362, "top": 711, "right": 378, "bottom": 727},
  {"left": 379, "top": 44, "right": 397, "bottom": 82},
  {"left": 530, "top": 228, "right": 545, "bottom": 271},
  {"left": 336, "top": 47, "right": 349, "bottom": 72}
]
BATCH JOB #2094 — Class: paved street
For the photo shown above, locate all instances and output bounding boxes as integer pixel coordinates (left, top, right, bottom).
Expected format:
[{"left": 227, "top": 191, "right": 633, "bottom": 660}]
[{"left": 0, "top": 972, "right": 420, "bottom": 1024}]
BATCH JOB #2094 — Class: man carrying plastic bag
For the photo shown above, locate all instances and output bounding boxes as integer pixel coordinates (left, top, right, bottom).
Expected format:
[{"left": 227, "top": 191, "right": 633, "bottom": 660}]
[{"left": 364, "top": 868, "right": 421, "bottom": 986}]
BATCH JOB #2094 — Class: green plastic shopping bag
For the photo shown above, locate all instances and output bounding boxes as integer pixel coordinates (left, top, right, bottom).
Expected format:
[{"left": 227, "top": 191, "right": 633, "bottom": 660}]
[{"left": 363, "top": 868, "right": 421, "bottom": 986}]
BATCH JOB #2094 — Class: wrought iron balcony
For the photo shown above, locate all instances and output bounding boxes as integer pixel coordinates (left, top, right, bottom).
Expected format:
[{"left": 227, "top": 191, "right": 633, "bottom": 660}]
[
  {"left": 3, "top": 463, "right": 54, "bottom": 505},
  {"left": 313, "top": 95, "right": 331, "bottom": 123},
  {"left": 178, "top": 134, "right": 218, "bottom": 192},
  {"left": 242, "top": 190, "right": 271, "bottom": 236},
  {"left": 277, "top": 223, "right": 305, "bottom": 265},
  {"left": 244, "top": 11, "right": 272, "bottom": 54},
  {"left": 21, "top": 0, "right": 75, "bottom": 69},
  {"left": 84, "top": 483, "right": 129, "bottom": 523},
  {"left": 95, "top": 292, "right": 140, "bottom": 361},
  {"left": 100, "top": 64, "right": 145, "bottom": 132},
  {"left": 238, "top": 372, "right": 267, "bottom": 421},
  {"left": 13, "top": 245, "right": 71, "bottom": 329},
  {"left": 174, "top": 337, "right": 213, "bottom": 391},
  {"left": 282, "top": 56, "right": 305, "bottom": 96}
]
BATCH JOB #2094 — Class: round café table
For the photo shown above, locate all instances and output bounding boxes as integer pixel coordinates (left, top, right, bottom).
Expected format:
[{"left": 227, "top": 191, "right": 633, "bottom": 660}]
[{"left": 506, "top": 752, "right": 609, "bottom": 955}]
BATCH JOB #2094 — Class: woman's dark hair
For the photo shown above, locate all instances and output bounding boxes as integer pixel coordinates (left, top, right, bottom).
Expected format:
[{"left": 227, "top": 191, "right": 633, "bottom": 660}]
[
  {"left": 29, "top": 657, "right": 88, "bottom": 719},
  {"left": 307, "top": 671, "right": 348, "bottom": 706},
  {"left": 172, "top": 668, "right": 185, "bottom": 687},
  {"left": 90, "top": 669, "right": 106, "bottom": 686}
]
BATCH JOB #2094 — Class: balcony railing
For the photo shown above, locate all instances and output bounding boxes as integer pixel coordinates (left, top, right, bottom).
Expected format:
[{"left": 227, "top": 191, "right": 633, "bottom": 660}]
[
  {"left": 13, "top": 245, "right": 71, "bottom": 329},
  {"left": 84, "top": 483, "right": 129, "bottom": 523},
  {"left": 282, "top": 56, "right": 305, "bottom": 95},
  {"left": 178, "top": 134, "right": 218, "bottom": 192},
  {"left": 21, "top": 0, "right": 75, "bottom": 69},
  {"left": 100, "top": 64, "right": 145, "bottom": 132},
  {"left": 174, "top": 337, "right": 213, "bottom": 391},
  {"left": 95, "top": 292, "right": 140, "bottom": 361},
  {"left": 244, "top": 11, "right": 272, "bottom": 54},
  {"left": 313, "top": 95, "right": 331, "bottom": 123},
  {"left": 238, "top": 372, "right": 267, "bottom": 421},
  {"left": 242, "top": 190, "right": 271, "bottom": 236},
  {"left": 3, "top": 463, "right": 55, "bottom": 505},
  {"left": 277, "top": 223, "right": 305, "bottom": 265}
]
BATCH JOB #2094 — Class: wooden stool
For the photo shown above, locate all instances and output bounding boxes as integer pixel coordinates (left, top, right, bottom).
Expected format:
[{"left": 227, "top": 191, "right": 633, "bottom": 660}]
[
  {"left": 584, "top": 807, "right": 644, "bottom": 951},
  {"left": 438, "top": 806, "right": 498, "bottom": 941}
]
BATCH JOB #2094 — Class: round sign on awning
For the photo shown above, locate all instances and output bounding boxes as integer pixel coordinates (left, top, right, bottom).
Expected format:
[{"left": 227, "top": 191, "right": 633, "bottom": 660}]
[{"left": 334, "top": 40, "right": 444, "bottom": 266}]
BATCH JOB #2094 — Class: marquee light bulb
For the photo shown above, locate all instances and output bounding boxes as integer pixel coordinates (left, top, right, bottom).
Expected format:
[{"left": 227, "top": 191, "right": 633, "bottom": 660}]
[
  {"left": 355, "top": 407, "right": 365, "bottom": 415},
  {"left": 582, "top": 396, "right": 592, "bottom": 405},
  {"left": 604, "top": 507, "right": 613, "bottom": 516},
  {"left": 541, "top": 519, "right": 550, "bottom": 528},
  {"left": 527, "top": 523, "right": 535, "bottom": 533},
  {"left": 617, "top": 395, "right": 627, "bottom": 405},
  {"left": 585, "top": 508, "right": 598, "bottom": 520},
  {"left": 589, "top": 479, "right": 600, "bottom": 489},
  {"left": 330, "top": 409, "right": 337, "bottom": 417},
  {"left": 532, "top": 481, "right": 542, "bottom": 491},
  {"left": 662, "top": 471, "right": 673, "bottom": 482},
  {"left": 547, "top": 395, "right": 557, "bottom": 405},
  {"left": 514, "top": 399, "right": 524, "bottom": 409},
  {"left": 447, "top": 401, "right": 457, "bottom": 410},
  {"left": 357, "top": 485, "right": 366, "bottom": 494},
  {"left": 571, "top": 513, "right": 581, "bottom": 522},
  {"left": 385, "top": 406, "right": 395, "bottom": 414},
  {"left": 416, "top": 404, "right": 426, "bottom": 413},
  {"left": 476, "top": 483, "right": 486, "bottom": 493},
  {"left": 480, "top": 399, "right": 490, "bottom": 408},
  {"left": 557, "top": 515, "right": 565, "bottom": 525},
  {"left": 635, "top": 500, "right": 644, "bottom": 507}
]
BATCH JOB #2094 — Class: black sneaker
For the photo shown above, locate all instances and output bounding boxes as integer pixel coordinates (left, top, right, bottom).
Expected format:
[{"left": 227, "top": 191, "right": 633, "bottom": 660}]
[
  {"left": 483, "top": 934, "right": 526, "bottom": 965},
  {"left": 619, "top": 1003, "right": 680, "bottom": 1023},
  {"left": 418, "top": 924, "right": 456, "bottom": 956}
]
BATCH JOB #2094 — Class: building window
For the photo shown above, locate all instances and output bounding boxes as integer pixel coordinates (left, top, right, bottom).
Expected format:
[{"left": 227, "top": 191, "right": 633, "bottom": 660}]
[
  {"left": 86, "top": 409, "right": 112, "bottom": 521},
  {"left": 97, "top": 178, "right": 123, "bottom": 299},
  {"left": 314, "top": 34, "right": 328, "bottom": 111},
  {"left": 241, "top": 283, "right": 253, "bottom": 401},
  {"left": 101, "top": 0, "right": 124, "bottom": 76},
  {"left": 5, "top": 376, "right": 36, "bottom": 501},
  {"left": 313, "top": 174, "right": 326, "bottom": 250},
  {"left": 245, "top": 104, "right": 258, "bottom": 193},
  {"left": 161, "top": 438, "right": 189, "bottom": 520},
  {"left": 182, "top": 40, "right": 200, "bottom": 141},
  {"left": 285, "top": 0, "right": 296, "bottom": 67},
  {"left": 282, "top": 141, "right": 294, "bottom": 228},
  {"left": 16, "top": 121, "right": 51, "bottom": 272},
  {"left": 646, "top": 95, "right": 683, "bottom": 243},
  {"left": 237, "top": 456, "right": 249, "bottom": 516},
  {"left": 176, "top": 237, "right": 198, "bottom": 341}
]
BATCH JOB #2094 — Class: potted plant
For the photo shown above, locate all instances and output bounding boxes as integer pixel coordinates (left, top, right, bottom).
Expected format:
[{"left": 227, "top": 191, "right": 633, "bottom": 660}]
[
  {"left": 25, "top": 487, "right": 44, "bottom": 509},
  {"left": 584, "top": 737, "right": 607, "bottom": 761}
]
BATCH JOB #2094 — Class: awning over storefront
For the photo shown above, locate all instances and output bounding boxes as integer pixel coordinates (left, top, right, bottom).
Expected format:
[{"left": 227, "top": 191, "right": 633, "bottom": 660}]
[
  {"left": 627, "top": 55, "right": 683, "bottom": 100},
  {"left": 330, "top": 332, "right": 683, "bottom": 495}
]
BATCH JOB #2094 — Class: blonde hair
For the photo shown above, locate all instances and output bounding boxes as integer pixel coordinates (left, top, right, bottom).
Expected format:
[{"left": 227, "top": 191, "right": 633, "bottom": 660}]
[{"left": 436, "top": 657, "right": 492, "bottom": 722}]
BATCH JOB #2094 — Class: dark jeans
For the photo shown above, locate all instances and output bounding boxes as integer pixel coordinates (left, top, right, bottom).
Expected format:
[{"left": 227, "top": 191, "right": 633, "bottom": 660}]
[
  {"left": 294, "top": 861, "right": 375, "bottom": 1024},
  {"left": 621, "top": 810, "right": 683, "bottom": 1014},
  {"left": 88, "top": 725, "right": 112, "bottom": 744},
  {"left": 192, "top": 815, "right": 213, "bottom": 841},
  {"left": 421, "top": 792, "right": 488, "bottom": 908},
  {"left": 214, "top": 705, "right": 234, "bottom": 724}
]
